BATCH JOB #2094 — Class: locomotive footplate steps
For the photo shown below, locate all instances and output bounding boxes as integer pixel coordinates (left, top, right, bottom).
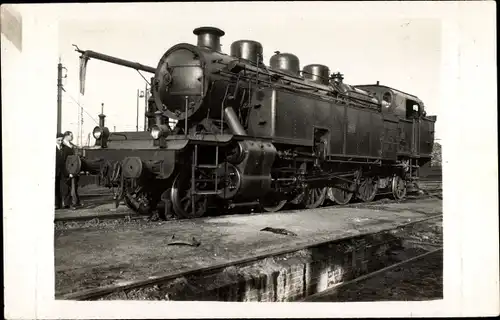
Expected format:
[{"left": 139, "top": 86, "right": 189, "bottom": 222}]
[{"left": 55, "top": 198, "right": 441, "bottom": 300}]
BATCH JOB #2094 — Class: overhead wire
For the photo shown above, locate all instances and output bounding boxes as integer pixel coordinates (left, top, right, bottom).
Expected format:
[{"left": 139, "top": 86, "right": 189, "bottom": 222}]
[
  {"left": 61, "top": 86, "right": 100, "bottom": 125},
  {"left": 62, "top": 69, "right": 151, "bottom": 127},
  {"left": 136, "top": 70, "right": 151, "bottom": 86},
  {"left": 60, "top": 62, "right": 153, "bottom": 141}
]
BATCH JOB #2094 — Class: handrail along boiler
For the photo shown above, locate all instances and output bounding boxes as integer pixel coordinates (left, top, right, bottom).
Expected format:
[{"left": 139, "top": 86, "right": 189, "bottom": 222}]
[{"left": 66, "top": 26, "right": 437, "bottom": 218}]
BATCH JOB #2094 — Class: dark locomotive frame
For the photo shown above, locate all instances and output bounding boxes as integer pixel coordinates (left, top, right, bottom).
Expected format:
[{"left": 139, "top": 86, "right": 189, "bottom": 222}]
[{"left": 66, "top": 26, "right": 437, "bottom": 219}]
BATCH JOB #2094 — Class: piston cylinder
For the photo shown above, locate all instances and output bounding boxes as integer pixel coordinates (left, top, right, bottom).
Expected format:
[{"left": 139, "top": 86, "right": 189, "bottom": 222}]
[{"left": 232, "top": 140, "right": 277, "bottom": 200}]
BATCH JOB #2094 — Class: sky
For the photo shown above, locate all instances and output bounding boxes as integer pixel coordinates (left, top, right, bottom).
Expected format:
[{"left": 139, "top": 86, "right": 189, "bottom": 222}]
[{"left": 57, "top": 2, "right": 442, "bottom": 146}]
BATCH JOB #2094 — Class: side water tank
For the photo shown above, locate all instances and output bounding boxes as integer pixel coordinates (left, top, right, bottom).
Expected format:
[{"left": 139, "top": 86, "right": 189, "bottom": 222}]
[
  {"left": 269, "top": 52, "right": 301, "bottom": 77},
  {"left": 230, "top": 40, "right": 264, "bottom": 65},
  {"left": 303, "top": 64, "right": 330, "bottom": 85}
]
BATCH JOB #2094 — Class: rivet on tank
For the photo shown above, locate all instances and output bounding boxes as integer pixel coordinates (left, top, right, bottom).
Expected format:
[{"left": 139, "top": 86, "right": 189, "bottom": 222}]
[
  {"left": 230, "top": 40, "right": 264, "bottom": 65},
  {"left": 269, "top": 51, "right": 301, "bottom": 77},
  {"left": 193, "top": 26, "right": 225, "bottom": 52},
  {"left": 302, "top": 64, "right": 330, "bottom": 85}
]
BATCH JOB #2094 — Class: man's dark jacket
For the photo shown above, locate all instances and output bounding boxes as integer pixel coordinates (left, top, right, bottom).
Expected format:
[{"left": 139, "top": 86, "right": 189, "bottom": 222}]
[{"left": 57, "top": 144, "right": 74, "bottom": 177}]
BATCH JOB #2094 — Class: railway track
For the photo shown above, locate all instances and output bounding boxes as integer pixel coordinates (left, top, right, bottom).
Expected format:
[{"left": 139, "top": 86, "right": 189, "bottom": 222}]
[
  {"left": 302, "top": 246, "right": 443, "bottom": 302},
  {"left": 54, "top": 182, "right": 442, "bottom": 224},
  {"left": 58, "top": 214, "right": 443, "bottom": 301},
  {"left": 302, "top": 215, "right": 443, "bottom": 302}
]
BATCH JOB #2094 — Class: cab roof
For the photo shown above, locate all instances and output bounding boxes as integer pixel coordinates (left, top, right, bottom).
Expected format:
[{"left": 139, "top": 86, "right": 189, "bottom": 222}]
[{"left": 354, "top": 84, "right": 423, "bottom": 104}]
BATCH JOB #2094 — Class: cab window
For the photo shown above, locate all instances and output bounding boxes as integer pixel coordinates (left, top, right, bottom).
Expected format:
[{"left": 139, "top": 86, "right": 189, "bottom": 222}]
[{"left": 405, "top": 99, "right": 420, "bottom": 118}]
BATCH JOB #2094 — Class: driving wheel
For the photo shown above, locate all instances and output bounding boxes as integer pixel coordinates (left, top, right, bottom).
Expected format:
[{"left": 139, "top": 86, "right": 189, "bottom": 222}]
[
  {"left": 171, "top": 171, "right": 209, "bottom": 219},
  {"left": 327, "top": 182, "right": 354, "bottom": 205},
  {"left": 392, "top": 175, "right": 407, "bottom": 200},
  {"left": 304, "top": 187, "right": 327, "bottom": 209},
  {"left": 261, "top": 199, "right": 287, "bottom": 212},
  {"left": 356, "top": 177, "right": 378, "bottom": 202}
]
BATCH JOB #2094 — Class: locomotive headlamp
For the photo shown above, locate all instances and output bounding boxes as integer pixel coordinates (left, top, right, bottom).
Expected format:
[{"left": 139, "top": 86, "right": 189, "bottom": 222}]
[
  {"left": 150, "top": 124, "right": 170, "bottom": 140},
  {"left": 151, "top": 110, "right": 170, "bottom": 142},
  {"left": 92, "top": 113, "right": 111, "bottom": 148},
  {"left": 93, "top": 126, "right": 103, "bottom": 139},
  {"left": 150, "top": 125, "right": 162, "bottom": 140},
  {"left": 92, "top": 125, "right": 110, "bottom": 147},
  {"left": 92, "top": 126, "right": 110, "bottom": 139}
]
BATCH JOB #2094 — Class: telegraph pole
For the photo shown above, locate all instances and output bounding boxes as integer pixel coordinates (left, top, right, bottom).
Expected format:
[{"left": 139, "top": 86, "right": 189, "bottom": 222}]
[
  {"left": 80, "top": 106, "right": 84, "bottom": 146},
  {"left": 136, "top": 89, "right": 144, "bottom": 132},
  {"left": 57, "top": 59, "right": 63, "bottom": 133},
  {"left": 136, "top": 89, "right": 139, "bottom": 132},
  {"left": 144, "top": 83, "right": 148, "bottom": 131}
]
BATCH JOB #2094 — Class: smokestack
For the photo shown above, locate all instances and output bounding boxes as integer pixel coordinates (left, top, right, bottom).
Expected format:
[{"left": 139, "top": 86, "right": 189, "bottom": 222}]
[{"left": 193, "top": 26, "right": 225, "bottom": 52}]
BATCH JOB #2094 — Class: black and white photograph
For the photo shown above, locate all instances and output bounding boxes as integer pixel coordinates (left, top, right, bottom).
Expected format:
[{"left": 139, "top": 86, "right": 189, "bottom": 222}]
[{"left": 2, "top": 1, "right": 498, "bottom": 318}]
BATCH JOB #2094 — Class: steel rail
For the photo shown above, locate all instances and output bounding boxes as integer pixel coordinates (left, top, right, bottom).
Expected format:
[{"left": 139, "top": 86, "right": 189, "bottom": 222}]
[
  {"left": 59, "top": 214, "right": 442, "bottom": 300},
  {"left": 54, "top": 213, "right": 142, "bottom": 223},
  {"left": 54, "top": 186, "right": 442, "bottom": 223},
  {"left": 54, "top": 188, "right": 442, "bottom": 223}
]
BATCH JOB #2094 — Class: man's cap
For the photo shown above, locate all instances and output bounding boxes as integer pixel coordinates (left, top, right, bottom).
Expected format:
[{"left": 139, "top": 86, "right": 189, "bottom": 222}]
[{"left": 57, "top": 133, "right": 64, "bottom": 138}]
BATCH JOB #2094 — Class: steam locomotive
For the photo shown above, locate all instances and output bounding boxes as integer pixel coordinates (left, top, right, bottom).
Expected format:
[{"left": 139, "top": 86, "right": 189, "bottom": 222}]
[{"left": 67, "top": 26, "right": 437, "bottom": 219}]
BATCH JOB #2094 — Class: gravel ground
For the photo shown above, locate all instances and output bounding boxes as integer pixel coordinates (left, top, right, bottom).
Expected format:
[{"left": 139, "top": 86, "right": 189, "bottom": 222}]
[
  {"left": 54, "top": 216, "right": 173, "bottom": 234},
  {"left": 55, "top": 181, "right": 442, "bottom": 301},
  {"left": 309, "top": 218, "right": 443, "bottom": 302},
  {"left": 55, "top": 199, "right": 441, "bottom": 298}
]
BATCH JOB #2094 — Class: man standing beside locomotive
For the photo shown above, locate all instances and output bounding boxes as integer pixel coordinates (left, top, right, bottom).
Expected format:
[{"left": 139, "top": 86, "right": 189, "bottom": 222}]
[
  {"left": 62, "top": 131, "right": 82, "bottom": 209},
  {"left": 55, "top": 133, "right": 65, "bottom": 210}
]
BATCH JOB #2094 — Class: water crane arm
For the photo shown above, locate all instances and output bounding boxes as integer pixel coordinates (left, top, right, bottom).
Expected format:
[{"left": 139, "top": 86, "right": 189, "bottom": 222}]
[
  {"left": 73, "top": 44, "right": 156, "bottom": 95},
  {"left": 73, "top": 44, "right": 156, "bottom": 73}
]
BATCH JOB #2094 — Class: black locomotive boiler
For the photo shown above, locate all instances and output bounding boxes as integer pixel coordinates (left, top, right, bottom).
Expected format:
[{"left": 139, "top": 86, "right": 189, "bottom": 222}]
[{"left": 67, "top": 26, "right": 437, "bottom": 219}]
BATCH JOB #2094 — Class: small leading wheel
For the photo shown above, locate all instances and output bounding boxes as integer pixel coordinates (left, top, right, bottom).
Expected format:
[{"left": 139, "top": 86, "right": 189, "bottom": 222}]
[
  {"left": 171, "top": 171, "right": 209, "bottom": 219},
  {"left": 304, "top": 187, "right": 327, "bottom": 209},
  {"left": 356, "top": 177, "right": 379, "bottom": 202},
  {"left": 290, "top": 191, "right": 305, "bottom": 206},
  {"left": 327, "top": 182, "right": 354, "bottom": 205},
  {"left": 124, "top": 195, "right": 148, "bottom": 215},
  {"left": 261, "top": 199, "right": 287, "bottom": 212},
  {"left": 392, "top": 175, "right": 407, "bottom": 200},
  {"left": 290, "top": 162, "right": 307, "bottom": 206},
  {"left": 123, "top": 191, "right": 151, "bottom": 215}
]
